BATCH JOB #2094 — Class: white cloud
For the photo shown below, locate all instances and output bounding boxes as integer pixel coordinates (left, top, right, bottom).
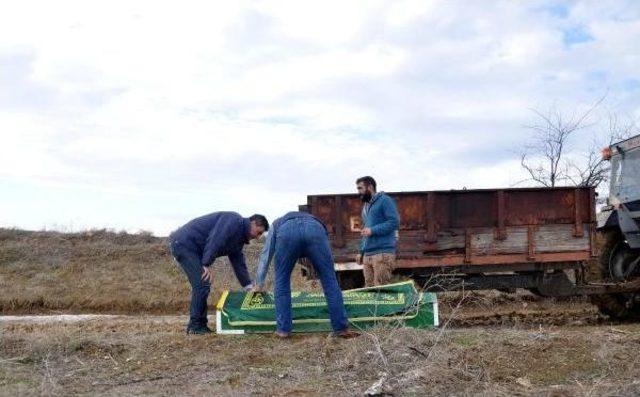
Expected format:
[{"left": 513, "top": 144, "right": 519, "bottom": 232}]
[{"left": 1, "top": 0, "right": 639, "bottom": 235}]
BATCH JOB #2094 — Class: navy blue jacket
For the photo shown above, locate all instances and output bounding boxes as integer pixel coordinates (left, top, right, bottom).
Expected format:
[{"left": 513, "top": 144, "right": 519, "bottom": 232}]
[{"left": 170, "top": 211, "right": 252, "bottom": 287}]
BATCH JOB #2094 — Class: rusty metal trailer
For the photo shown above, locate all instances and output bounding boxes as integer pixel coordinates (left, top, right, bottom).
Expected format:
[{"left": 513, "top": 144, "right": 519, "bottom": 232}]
[{"left": 299, "top": 186, "right": 640, "bottom": 298}]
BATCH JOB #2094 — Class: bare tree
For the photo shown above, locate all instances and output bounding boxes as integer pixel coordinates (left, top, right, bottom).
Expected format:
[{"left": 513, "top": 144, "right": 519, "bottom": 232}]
[
  {"left": 564, "top": 145, "right": 610, "bottom": 187},
  {"left": 566, "top": 113, "right": 637, "bottom": 188},
  {"left": 519, "top": 96, "right": 636, "bottom": 189}
]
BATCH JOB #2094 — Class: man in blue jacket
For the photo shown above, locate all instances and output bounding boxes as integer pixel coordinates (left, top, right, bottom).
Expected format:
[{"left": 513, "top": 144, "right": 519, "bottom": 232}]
[
  {"left": 253, "top": 212, "right": 359, "bottom": 338},
  {"left": 169, "top": 212, "right": 269, "bottom": 334},
  {"left": 356, "top": 176, "right": 400, "bottom": 287}
]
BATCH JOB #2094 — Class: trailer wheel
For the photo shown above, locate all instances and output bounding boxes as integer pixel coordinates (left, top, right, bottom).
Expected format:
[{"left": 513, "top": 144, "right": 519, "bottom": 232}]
[
  {"left": 591, "top": 293, "right": 635, "bottom": 319},
  {"left": 527, "top": 287, "right": 543, "bottom": 297},
  {"left": 336, "top": 271, "right": 364, "bottom": 290},
  {"left": 591, "top": 230, "right": 640, "bottom": 320}
]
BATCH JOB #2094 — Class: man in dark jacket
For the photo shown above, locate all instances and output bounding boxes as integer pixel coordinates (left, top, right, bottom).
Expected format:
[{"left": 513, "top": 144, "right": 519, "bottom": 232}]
[
  {"left": 253, "top": 212, "right": 358, "bottom": 338},
  {"left": 169, "top": 212, "right": 269, "bottom": 334},
  {"left": 356, "top": 176, "right": 400, "bottom": 286}
]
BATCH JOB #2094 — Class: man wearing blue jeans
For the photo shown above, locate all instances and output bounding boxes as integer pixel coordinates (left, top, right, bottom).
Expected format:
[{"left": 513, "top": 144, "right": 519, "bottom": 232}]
[
  {"left": 169, "top": 211, "right": 269, "bottom": 334},
  {"left": 254, "top": 212, "right": 359, "bottom": 338}
]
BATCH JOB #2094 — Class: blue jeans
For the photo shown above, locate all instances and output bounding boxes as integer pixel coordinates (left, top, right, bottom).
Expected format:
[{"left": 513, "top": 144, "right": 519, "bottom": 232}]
[
  {"left": 274, "top": 218, "right": 349, "bottom": 333},
  {"left": 170, "top": 240, "right": 210, "bottom": 330}
]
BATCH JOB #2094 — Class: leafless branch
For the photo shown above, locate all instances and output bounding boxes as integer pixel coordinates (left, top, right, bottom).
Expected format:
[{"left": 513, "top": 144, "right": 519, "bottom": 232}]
[{"left": 520, "top": 94, "right": 637, "bottom": 189}]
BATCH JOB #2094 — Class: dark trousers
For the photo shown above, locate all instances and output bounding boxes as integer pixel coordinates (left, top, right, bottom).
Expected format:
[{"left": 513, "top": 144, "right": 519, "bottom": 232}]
[
  {"left": 170, "top": 240, "right": 210, "bottom": 329},
  {"left": 274, "top": 218, "right": 349, "bottom": 333}
]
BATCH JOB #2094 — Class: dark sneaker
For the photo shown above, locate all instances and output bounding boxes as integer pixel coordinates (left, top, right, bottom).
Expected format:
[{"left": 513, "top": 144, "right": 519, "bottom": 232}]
[
  {"left": 329, "top": 329, "right": 360, "bottom": 339},
  {"left": 186, "top": 326, "right": 213, "bottom": 335}
]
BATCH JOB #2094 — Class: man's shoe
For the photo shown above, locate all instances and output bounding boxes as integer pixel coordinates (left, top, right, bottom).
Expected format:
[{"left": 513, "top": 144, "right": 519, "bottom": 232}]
[
  {"left": 329, "top": 329, "right": 361, "bottom": 339},
  {"left": 274, "top": 331, "right": 292, "bottom": 338},
  {"left": 186, "top": 326, "right": 214, "bottom": 335}
]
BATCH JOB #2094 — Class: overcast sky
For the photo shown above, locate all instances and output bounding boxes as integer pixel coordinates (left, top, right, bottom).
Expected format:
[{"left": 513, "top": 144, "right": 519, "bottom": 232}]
[{"left": 1, "top": 1, "right": 639, "bottom": 235}]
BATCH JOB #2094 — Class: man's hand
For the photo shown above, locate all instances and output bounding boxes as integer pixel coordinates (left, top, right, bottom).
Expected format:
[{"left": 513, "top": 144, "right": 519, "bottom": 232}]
[
  {"left": 251, "top": 284, "right": 266, "bottom": 293},
  {"left": 201, "top": 266, "right": 212, "bottom": 283},
  {"left": 361, "top": 227, "right": 373, "bottom": 237},
  {"left": 355, "top": 253, "right": 363, "bottom": 264}
]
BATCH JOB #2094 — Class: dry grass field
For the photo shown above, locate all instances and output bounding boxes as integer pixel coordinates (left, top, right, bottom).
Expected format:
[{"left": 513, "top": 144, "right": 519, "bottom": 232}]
[
  {"left": 4, "top": 317, "right": 640, "bottom": 396},
  {"left": 0, "top": 228, "right": 306, "bottom": 314},
  {"left": 2, "top": 228, "right": 640, "bottom": 396}
]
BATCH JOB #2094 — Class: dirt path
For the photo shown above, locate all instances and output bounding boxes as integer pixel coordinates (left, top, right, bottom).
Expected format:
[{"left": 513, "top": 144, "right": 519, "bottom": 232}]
[
  {"left": 0, "top": 303, "right": 603, "bottom": 328},
  {"left": 0, "top": 314, "right": 125, "bottom": 323}
]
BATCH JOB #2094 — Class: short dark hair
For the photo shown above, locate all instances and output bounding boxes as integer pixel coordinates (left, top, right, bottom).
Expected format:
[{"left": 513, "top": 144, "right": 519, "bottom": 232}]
[
  {"left": 250, "top": 214, "right": 269, "bottom": 231},
  {"left": 356, "top": 176, "right": 377, "bottom": 191}
]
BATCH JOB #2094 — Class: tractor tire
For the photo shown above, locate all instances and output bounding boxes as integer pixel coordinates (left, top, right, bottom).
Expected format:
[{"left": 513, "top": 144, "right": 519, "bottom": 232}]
[{"left": 590, "top": 230, "right": 640, "bottom": 320}]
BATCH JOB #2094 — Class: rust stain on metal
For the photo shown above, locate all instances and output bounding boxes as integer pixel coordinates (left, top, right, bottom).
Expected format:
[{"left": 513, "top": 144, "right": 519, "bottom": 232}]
[
  {"left": 390, "top": 251, "right": 592, "bottom": 268},
  {"left": 304, "top": 186, "right": 596, "bottom": 270},
  {"left": 527, "top": 225, "right": 536, "bottom": 261},
  {"left": 333, "top": 196, "right": 345, "bottom": 248},
  {"left": 425, "top": 192, "right": 438, "bottom": 243},
  {"left": 495, "top": 190, "right": 507, "bottom": 240},
  {"left": 573, "top": 189, "right": 584, "bottom": 237},
  {"left": 464, "top": 228, "right": 472, "bottom": 263}
]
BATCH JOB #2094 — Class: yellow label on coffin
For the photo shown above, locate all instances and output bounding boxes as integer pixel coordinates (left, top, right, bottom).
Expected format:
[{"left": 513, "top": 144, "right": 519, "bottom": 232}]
[{"left": 239, "top": 291, "right": 406, "bottom": 310}]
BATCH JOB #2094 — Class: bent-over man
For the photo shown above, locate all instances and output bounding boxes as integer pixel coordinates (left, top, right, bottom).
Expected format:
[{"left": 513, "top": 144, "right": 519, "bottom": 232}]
[
  {"left": 253, "top": 211, "right": 359, "bottom": 338},
  {"left": 169, "top": 212, "right": 269, "bottom": 334}
]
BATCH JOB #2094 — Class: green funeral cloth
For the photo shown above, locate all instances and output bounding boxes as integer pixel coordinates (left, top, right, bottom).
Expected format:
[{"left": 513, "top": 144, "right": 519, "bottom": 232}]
[{"left": 216, "top": 281, "right": 438, "bottom": 333}]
